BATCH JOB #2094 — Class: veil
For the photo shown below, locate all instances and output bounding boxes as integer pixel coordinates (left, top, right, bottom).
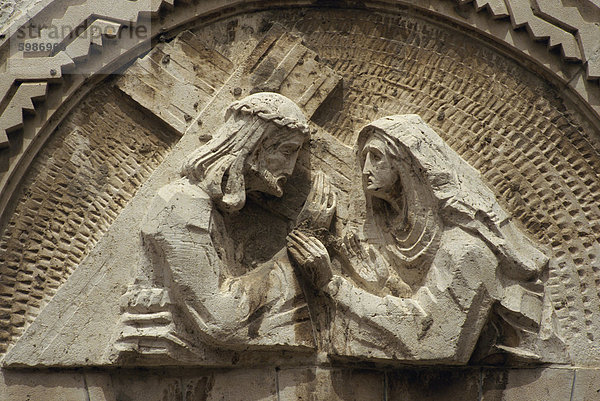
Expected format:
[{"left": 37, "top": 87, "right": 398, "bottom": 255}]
[{"left": 356, "top": 115, "right": 548, "bottom": 282}]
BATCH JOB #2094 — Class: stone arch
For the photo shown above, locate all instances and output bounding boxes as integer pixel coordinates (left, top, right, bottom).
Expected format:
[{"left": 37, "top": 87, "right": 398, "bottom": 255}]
[{"left": 0, "top": 0, "right": 599, "bottom": 369}]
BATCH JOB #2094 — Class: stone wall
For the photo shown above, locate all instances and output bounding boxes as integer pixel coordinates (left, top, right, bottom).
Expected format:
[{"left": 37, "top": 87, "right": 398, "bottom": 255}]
[
  {"left": 1, "top": 366, "right": 599, "bottom": 400},
  {"left": 0, "top": 0, "right": 38, "bottom": 28}
]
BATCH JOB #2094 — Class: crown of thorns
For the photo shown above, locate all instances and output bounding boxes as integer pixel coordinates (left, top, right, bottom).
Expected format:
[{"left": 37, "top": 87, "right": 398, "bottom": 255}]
[{"left": 227, "top": 93, "right": 311, "bottom": 136}]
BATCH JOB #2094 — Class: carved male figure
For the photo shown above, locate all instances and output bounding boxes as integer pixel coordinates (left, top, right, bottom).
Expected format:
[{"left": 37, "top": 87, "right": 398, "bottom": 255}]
[
  {"left": 289, "top": 115, "right": 555, "bottom": 363},
  {"left": 117, "top": 93, "right": 320, "bottom": 357}
]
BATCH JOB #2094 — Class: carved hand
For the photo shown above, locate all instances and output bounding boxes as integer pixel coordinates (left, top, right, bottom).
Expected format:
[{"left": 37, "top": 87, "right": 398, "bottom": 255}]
[
  {"left": 116, "top": 287, "right": 188, "bottom": 356},
  {"left": 297, "top": 170, "right": 337, "bottom": 230},
  {"left": 340, "top": 231, "right": 396, "bottom": 294},
  {"left": 341, "top": 231, "right": 383, "bottom": 281},
  {"left": 287, "top": 230, "right": 333, "bottom": 289}
]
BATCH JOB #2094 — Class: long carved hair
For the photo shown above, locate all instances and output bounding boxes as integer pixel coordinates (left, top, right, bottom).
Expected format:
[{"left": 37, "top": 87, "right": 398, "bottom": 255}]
[
  {"left": 181, "top": 92, "right": 310, "bottom": 212},
  {"left": 356, "top": 115, "right": 547, "bottom": 281}
]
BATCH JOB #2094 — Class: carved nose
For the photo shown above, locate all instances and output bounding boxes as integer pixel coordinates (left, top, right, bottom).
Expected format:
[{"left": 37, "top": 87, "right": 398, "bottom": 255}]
[{"left": 363, "top": 155, "right": 374, "bottom": 175}]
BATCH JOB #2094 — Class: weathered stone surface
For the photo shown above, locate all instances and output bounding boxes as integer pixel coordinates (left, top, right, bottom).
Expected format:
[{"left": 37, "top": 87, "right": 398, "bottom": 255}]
[
  {"left": 116, "top": 30, "right": 234, "bottom": 135},
  {"left": 101, "top": 369, "right": 276, "bottom": 401},
  {"left": 482, "top": 368, "right": 574, "bottom": 401},
  {"left": 1, "top": 1, "right": 600, "bottom": 399},
  {"left": 0, "top": 82, "right": 47, "bottom": 147},
  {"left": 116, "top": 28, "right": 341, "bottom": 137},
  {"left": 11, "top": 103, "right": 554, "bottom": 366},
  {"left": 0, "top": 366, "right": 594, "bottom": 401},
  {"left": 208, "top": 369, "right": 277, "bottom": 401},
  {"left": 0, "top": 0, "right": 35, "bottom": 27},
  {"left": 0, "top": 83, "right": 177, "bottom": 356},
  {"left": 0, "top": 370, "right": 88, "bottom": 401},
  {"left": 115, "top": 92, "right": 315, "bottom": 359},
  {"left": 321, "top": 115, "right": 559, "bottom": 364},
  {"left": 85, "top": 372, "right": 117, "bottom": 401},
  {"left": 278, "top": 367, "right": 384, "bottom": 401},
  {"left": 1, "top": 11, "right": 580, "bottom": 369},
  {"left": 109, "top": 373, "right": 207, "bottom": 401},
  {"left": 2, "top": 4, "right": 600, "bottom": 317},
  {"left": 2, "top": 27, "right": 342, "bottom": 368},
  {"left": 387, "top": 368, "right": 480, "bottom": 401},
  {"left": 571, "top": 368, "right": 600, "bottom": 401},
  {"left": 0, "top": 369, "right": 277, "bottom": 401}
]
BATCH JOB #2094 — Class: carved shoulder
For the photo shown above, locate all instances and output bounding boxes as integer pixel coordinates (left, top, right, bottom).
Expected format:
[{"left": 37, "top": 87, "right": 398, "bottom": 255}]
[
  {"left": 432, "top": 226, "right": 499, "bottom": 303},
  {"left": 141, "top": 179, "right": 213, "bottom": 237}
]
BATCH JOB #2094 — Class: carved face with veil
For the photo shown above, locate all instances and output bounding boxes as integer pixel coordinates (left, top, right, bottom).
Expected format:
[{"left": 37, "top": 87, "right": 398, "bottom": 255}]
[
  {"left": 356, "top": 114, "right": 548, "bottom": 281},
  {"left": 327, "top": 115, "right": 556, "bottom": 363},
  {"left": 356, "top": 117, "right": 443, "bottom": 277},
  {"left": 360, "top": 135, "right": 399, "bottom": 203}
]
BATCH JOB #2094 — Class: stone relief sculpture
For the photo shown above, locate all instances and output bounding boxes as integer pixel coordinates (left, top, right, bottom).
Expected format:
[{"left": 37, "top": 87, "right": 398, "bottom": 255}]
[
  {"left": 116, "top": 103, "right": 563, "bottom": 364},
  {"left": 290, "top": 114, "right": 563, "bottom": 364},
  {"left": 116, "top": 92, "right": 329, "bottom": 358}
]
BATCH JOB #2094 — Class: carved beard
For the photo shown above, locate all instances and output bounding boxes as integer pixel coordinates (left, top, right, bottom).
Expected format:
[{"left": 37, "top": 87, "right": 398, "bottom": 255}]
[{"left": 246, "top": 165, "right": 285, "bottom": 197}]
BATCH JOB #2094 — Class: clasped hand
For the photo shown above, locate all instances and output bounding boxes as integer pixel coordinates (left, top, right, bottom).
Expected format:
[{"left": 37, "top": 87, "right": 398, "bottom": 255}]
[
  {"left": 287, "top": 230, "right": 332, "bottom": 289},
  {"left": 296, "top": 170, "right": 337, "bottom": 230},
  {"left": 287, "top": 171, "right": 337, "bottom": 288}
]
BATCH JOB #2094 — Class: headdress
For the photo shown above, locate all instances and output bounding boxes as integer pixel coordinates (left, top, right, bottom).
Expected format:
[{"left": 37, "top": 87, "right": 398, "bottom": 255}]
[{"left": 357, "top": 115, "right": 547, "bottom": 280}]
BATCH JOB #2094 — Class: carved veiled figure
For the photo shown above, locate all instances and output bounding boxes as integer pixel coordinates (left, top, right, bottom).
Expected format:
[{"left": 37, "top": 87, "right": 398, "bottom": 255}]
[
  {"left": 115, "top": 93, "right": 316, "bottom": 358},
  {"left": 314, "top": 115, "right": 564, "bottom": 364}
]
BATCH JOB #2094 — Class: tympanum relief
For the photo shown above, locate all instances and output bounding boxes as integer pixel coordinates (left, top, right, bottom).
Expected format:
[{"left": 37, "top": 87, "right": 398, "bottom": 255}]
[
  {"left": 3, "top": 25, "right": 569, "bottom": 368},
  {"left": 115, "top": 95, "right": 564, "bottom": 365}
]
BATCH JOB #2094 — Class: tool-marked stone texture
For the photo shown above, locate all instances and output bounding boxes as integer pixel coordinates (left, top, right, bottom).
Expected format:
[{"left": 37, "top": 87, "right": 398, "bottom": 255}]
[
  {"left": 0, "top": 4, "right": 599, "bottom": 400},
  {"left": 0, "top": 83, "right": 177, "bottom": 355}
]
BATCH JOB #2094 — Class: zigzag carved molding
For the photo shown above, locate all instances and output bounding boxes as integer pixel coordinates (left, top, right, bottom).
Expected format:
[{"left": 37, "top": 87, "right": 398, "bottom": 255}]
[
  {"left": 462, "top": 0, "right": 600, "bottom": 79},
  {"left": 0, "top": 82, "right": 47, "bottom": 148}
]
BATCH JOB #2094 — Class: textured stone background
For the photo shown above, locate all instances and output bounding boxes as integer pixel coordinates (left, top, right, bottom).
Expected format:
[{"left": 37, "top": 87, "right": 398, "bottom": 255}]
[
  {"left": 1, "top": 4, "right": 600, "bottom": 400},
  {"left": 0, "top": 84, "right": 177, "bottom": 354},
  {"left": 0, "top": 0, "right": 38, "bottom": 28}
]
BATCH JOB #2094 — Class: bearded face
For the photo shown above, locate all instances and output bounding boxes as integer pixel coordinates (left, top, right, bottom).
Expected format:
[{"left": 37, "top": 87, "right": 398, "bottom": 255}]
[{"left": 246, "top": 125, "right": 305, "bottom": 197}]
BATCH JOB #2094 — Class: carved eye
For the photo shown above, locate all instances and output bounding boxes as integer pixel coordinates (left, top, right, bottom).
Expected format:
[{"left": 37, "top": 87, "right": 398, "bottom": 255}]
[{"left": 370, "top": 150, "right": 383, "bottom": 163}]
